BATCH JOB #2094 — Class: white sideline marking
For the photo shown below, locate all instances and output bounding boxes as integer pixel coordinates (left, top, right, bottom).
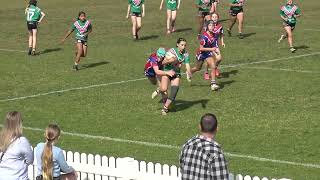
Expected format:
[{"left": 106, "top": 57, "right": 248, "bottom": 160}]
[
  {"left": 221, "top": 52, "right": 320, "bottom": 68},
  {"left": 0, "top": 52, "right": 319, "bottom": 102},
  {"left": 240, "top": 67, "right": 319, "bottom": 74},
  {"left": 0, "top": 78, "right": 147, "bottom": 102},
  {"left": 246, "top": 25, "right": 320, "bottom": 32},
  {"left": 0, "top": 48, "right": 27, "bottom": 53},
  {"left": 0, "top": 124, "right": 318, "bottom": 169}
]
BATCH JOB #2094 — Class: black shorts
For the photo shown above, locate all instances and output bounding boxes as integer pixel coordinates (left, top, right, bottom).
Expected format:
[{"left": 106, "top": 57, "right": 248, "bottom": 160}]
[
  {"left": 229, "top": 8, "right": 243, "bottom": 16},
  {"left": 168, "top": 74, "right": 181, "bottom": 81},
  {"left": 283, "top": 21, "right": 296, "bottom": 30},
  {"left": 76, "top": 39, "right": 88, "bottom": 46},
  {"left": 198, "top": 11, "right": 210, "bottom": 17},
  {"left": 27, "top": 21, "right": 38, "bottom": 30},
  {"left": 130, "top": 12, "right": 142, "bottom": 17}
]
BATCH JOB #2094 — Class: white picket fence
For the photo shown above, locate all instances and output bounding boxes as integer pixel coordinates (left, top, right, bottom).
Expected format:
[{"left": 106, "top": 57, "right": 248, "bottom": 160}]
[{"left": 28, "top": 149, "right": 291, "bottom": 180}]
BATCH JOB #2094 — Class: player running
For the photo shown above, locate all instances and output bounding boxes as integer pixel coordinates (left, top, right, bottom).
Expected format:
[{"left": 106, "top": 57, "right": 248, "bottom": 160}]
[
  {"left": 160, "top": 38, "right": 191, "bottom": 115},
  {"left": 203, "top": 13, "right": 225, "bottom": 80},
  {"left": 126, "top": 0, "right": 145, "bottom": 40},
  {"left": 278, "top": 0, "right": 301, "bottom": 53},
  {"left": 227, "top": 0, "right": 245, "bottom": 39},
  {"left": 195, "top": 0, "right": 215, "bottom": 38},
  {"left": 188, "top": 20, "right": 220, "bottom": 91},
  {"left": 25, "top": 0, "right": 46, "bottom": 56},
  {"left": 144, "top": 47, "right": 175, "bottom": 99},
  {"left": 61, "top": 11, "right": 93, "bottom": 71},
  {"left": 160, "top": 0, "right": 181, "bottom": 34}
]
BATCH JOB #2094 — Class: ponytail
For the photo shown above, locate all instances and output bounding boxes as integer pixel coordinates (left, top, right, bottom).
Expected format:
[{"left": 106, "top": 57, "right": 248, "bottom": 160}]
[
  {"left": 42, "top": 141, "right": 53, "bottom": 180},
  {"left": 41, "top": 124, "right": 61, "bottom": 180}
]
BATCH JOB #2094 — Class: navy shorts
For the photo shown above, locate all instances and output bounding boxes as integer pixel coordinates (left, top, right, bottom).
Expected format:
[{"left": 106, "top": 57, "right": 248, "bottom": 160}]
[{"left": 196, "top": 52, "right": 213, "bottom": 61}]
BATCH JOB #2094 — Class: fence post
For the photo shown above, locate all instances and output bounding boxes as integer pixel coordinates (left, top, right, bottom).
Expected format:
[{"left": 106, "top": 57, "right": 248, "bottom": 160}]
[{"left": 117, "top": 157, "right": 136, "bottom": 180}]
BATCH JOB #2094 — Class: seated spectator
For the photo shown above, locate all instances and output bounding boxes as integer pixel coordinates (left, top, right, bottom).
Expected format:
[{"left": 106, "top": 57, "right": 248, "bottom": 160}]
[
  {"left": 35, "top": 123, "right": 77, "bottom": 180},
  {"left": 0, "top": 111, "right": 34, "bottom": 180},
  {"left": 180, "top": 113, "right": 229, "bottom": 180}
]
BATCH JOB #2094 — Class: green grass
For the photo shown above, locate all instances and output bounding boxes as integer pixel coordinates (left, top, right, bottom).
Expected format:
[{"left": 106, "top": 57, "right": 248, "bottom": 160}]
[{"left": 0, "top": 0, "right": 319, "bottom": 179}]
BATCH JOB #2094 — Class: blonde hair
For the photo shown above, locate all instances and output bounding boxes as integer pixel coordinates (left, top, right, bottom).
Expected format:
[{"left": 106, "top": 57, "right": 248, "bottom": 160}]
[
  {"left": 42, "top": 124, "right": 61, "bottom": 180},
  {"left": 0, "top": 111, "right": 23, "bottom": 152}
]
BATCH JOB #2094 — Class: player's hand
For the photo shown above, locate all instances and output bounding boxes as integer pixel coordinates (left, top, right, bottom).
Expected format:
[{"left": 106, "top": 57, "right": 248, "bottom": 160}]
[
  {"left": 166, "top": 70, "right": 176, "bottom": 77},
  {"left": 222, "top": 43, "right": 226, "bottom": 48},
  {"left": 159, "top": 6, "right": 162, "bottom": 10},
  {"left": 60, "top": 39, "right": 65, "bottom": 44},
  {"left": 142, "top": 13, "right": 145, "bottom": 17},
  {"left": 126, "top": 15, "right": 129, "bottom": 19}
]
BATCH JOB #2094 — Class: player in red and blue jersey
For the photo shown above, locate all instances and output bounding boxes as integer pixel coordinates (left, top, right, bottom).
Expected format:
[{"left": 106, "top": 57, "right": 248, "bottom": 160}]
[
  {"left": 203, "top": 13, "right": 225, "bottom": 80},
  {"left": 144, "top": 48, "right": 175, "bottom": 99},
  {"left": 188, "top": 20, "right": 220, "bottom": 91}
]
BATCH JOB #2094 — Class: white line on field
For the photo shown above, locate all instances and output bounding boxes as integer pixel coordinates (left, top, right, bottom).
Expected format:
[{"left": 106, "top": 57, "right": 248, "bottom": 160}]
[
  {"left": 240, "top": 66, "right": 319, "bottom": 73},
  {"left": 246, "top": 25, "right": 320, "bottom": 32},
  {"left": 0, "top": 124, "right": 318, "bottom": 169},
  {"left": 0, "top": 78, "right": 147, "bottom": 102},
  {"left": 0, "top": 52, "right": 319, "bottom": 102},
  {"left": 221, "top": 52, "right": 320, "bottom": 68},
  {"left": 0, "top": 48, "right": 27, "bottom": 53}
]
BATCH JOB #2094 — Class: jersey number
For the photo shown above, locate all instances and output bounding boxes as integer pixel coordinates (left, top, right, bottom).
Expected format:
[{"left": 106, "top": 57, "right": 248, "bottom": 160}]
[{"left": 27, "top": 12, "right": 35, "bottom": 21}]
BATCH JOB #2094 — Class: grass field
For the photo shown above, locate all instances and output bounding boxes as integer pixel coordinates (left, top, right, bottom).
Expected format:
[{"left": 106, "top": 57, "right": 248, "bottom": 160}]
[{"left": 0, "top": 0, "right": 319, "bottom": 179}]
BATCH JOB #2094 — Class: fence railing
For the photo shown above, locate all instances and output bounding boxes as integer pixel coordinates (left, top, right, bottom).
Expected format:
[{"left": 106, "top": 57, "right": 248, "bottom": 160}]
[{"left": 27, "top": 149, "right": 292, "bottom": 180}]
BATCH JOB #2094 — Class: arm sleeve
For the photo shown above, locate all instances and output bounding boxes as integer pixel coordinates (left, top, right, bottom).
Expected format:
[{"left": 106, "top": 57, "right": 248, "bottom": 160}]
[
  {"left": 295, "top": 7, "right": 301, "bottom": 15},
  {"left": 183, "top": 53, "right": 190, "bottom": 64},
  {"left": 280, "top": 8, "right": 286, "bottom": 17},
  {"left": 57, "top": 151, "right": 74, "bottom": 173},
  {"left": 71, "top": 23, "right": 76, "bottom": 31},
  {"left": 21, "top": 137, "right": 34, "bottom": 165}
]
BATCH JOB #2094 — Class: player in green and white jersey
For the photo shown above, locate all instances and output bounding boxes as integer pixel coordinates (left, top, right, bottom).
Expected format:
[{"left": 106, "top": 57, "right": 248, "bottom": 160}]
[
  {"left": 278, "top": 0, "right": 301, "bottom": 53},
  {"left": 160, "top": 0, "right": 181, "bottom": 34},
  {"left": 61, "top": 12, "right": 93, "bottom": 71},
  {"left": 227, "top": 0, "right": 245, "bottom": 39},
  {"left": 126, "top": 0, "right": 145, "bottom": 40},
  {"left": 195, "top": 0, "right": 215, "bottom": 38},
  {"left": 160, "top": 38, "right": 191, "bottom": 115},
  {"left": 25, "top": 0, "right": 45, "bottom": 55}
]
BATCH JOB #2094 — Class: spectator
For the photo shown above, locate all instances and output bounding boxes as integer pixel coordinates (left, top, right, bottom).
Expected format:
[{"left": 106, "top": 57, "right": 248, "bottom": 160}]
[
  {"left": 0, "top": 111, "right": 34, "bottom": 180},
  {"left": 180, "top": 113, "right": 229, "bottom": 180},
  {"left": 35, "top": 124, "right": 77, "bottom": 180}
]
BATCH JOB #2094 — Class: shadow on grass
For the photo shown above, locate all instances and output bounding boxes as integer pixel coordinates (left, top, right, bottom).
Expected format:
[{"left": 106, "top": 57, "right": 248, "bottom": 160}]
[
  {"left": 139, "top": 35, "right": 159, "bottom": 41},
  {"left": 295, "top": 45, "right": 310, "bottom": 50},
  {"left": 219, "top": 80, "right": 235, "bottom": 90},
  {"left": 40, "top": 48, "right": 62, "bottom": 55},
  {"left": 220, "top": 70, "right": 238, "bottom": 79},
  {"left": 173, "top": 99, "right": 209, "bottom": 112},
  {"left": 174, "top": 28, "right": 192, "bottom": 33},
  {"left": 81, "top": 61, "right": 109, "bottom": 69},
  {"left": 241, "top": 32, "right": 256, "bottom": 38}
]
